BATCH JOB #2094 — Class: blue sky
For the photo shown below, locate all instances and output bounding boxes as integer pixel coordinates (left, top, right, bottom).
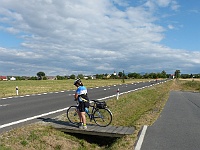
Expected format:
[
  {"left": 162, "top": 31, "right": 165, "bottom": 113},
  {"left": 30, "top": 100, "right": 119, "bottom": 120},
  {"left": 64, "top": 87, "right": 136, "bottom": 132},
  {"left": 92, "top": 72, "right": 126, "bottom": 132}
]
[{"left": 0, "top": 0, "right": 200, "bottom": 76}]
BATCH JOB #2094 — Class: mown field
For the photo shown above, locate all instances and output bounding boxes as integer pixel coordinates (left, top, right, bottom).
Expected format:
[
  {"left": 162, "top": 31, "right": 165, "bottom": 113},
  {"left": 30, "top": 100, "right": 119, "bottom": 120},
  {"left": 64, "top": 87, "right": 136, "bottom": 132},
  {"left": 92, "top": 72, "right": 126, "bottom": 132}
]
[
  {"left": 0, "top": 79, "right": 148, "bottom": 98},
  {"left": 0, "top": 79, "right": 200, "bottom": 150}
]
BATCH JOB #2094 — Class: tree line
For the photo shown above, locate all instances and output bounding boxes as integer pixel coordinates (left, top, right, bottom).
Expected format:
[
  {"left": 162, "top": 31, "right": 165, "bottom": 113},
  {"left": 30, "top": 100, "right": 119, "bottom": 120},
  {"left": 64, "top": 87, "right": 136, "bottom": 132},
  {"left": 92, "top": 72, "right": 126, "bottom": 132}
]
[{"left": 7, "top": 70, "right": 200, "bottom": 81}]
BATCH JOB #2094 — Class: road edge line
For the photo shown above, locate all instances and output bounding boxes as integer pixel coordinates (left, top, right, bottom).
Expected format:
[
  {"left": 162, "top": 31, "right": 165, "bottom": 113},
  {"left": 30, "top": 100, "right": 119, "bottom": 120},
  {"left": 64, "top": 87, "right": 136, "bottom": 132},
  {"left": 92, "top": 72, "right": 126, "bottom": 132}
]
[
  {"left": 0, "top": 107, "right": 69, "bottom": 129},
  {"left": 134, "top": 125, "right": 148, "bottom": 150}
]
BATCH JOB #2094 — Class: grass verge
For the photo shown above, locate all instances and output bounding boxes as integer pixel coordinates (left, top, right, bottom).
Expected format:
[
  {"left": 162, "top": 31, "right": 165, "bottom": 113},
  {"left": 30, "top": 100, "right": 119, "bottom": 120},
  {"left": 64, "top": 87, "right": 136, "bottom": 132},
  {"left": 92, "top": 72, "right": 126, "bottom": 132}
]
[{"left": 0, "top": 79, "right": 199, "bottom": 150}]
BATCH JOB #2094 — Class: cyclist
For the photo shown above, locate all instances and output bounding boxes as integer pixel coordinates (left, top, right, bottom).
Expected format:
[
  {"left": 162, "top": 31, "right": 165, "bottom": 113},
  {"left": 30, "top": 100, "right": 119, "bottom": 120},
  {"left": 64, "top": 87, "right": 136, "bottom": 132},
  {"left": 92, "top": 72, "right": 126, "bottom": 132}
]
[{"left": 74, "top": 79, "right": 89, "bottom": 129}]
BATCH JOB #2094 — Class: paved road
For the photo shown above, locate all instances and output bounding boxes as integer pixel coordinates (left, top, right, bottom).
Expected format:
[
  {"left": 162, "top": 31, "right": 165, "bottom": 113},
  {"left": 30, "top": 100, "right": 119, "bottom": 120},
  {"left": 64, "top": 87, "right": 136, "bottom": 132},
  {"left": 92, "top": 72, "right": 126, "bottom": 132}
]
[
  {"left": 0, "top": 79, "right": 168, "bottom": 133},
  {"left": 140, "top": 91, "right": 200, "bottom": 150}
]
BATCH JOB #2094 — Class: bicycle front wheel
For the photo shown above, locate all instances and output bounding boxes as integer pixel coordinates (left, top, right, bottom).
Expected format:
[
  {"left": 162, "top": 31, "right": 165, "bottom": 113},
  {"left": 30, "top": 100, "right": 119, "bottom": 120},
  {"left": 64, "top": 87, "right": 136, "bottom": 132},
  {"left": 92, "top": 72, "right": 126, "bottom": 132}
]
[
  {"left": 93, "top": 108, "right": 113, "bottom": 127},
  {"left": 66, "top": 106, "right": 79, "bottom": 125}
]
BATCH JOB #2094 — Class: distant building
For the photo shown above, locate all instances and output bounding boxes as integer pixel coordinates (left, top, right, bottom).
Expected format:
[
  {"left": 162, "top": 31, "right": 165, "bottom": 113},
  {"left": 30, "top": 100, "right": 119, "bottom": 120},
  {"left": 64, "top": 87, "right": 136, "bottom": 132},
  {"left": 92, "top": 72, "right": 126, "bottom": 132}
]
[
  {"left": 0, "top": 76, "right": 7, "bottom": 81},
  {"left": 10, "top": 77, "right": 16, "bottom": 81},
  {"left": 46, "top": 76, "right": 57, "bottom": 80}
]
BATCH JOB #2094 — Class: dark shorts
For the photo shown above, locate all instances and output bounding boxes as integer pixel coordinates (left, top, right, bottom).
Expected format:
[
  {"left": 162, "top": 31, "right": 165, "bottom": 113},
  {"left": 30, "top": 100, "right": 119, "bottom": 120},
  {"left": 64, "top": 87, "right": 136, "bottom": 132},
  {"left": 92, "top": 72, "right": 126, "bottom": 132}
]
[{"left": 78, "top": 101, "right": 89, "bottom": 112}]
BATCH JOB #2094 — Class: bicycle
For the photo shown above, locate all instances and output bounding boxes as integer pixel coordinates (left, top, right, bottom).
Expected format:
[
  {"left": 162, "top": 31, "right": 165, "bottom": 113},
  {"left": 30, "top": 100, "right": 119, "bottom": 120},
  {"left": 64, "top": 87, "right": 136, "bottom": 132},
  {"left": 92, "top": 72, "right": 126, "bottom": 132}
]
[{"left": 66, "top": 100, "right": 113, "bottom": 127}]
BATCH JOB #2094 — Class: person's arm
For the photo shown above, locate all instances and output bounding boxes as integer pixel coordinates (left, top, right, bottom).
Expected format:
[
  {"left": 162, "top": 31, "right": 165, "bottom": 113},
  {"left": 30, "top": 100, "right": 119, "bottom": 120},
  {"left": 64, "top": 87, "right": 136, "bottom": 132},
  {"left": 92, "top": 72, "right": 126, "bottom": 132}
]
[
  {"left": 74, "top": 88, "right": 79, "bottom": 101},
  {"left": 74, "top": 93, "right": 78, "bottom": 101}
]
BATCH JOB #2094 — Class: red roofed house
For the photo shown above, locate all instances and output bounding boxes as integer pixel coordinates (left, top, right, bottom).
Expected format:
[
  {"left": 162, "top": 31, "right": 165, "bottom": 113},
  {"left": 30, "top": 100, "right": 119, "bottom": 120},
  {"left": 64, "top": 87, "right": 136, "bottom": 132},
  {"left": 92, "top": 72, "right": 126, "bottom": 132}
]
[{"left": 0, "top": 76, "right": 7, "bottom": 81}]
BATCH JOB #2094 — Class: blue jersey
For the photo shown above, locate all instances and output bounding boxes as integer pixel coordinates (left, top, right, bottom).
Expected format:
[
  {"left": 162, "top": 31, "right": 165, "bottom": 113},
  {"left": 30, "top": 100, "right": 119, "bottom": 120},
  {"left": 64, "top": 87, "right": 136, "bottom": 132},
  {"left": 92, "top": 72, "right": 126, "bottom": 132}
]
[{"left": 76, "top": 86, "right": 89, "bottom": 102}]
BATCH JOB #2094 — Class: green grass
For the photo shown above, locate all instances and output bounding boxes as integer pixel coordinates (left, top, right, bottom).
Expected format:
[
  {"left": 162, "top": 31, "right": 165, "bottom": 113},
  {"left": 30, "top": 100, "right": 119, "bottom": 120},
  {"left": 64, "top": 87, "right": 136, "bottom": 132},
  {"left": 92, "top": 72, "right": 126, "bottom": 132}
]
[
  {"left": 0, "top": 79, "right": 200, "bottom": 150},
  {"left": 0, "top": 79, "right": 147, "bottom": 98}
]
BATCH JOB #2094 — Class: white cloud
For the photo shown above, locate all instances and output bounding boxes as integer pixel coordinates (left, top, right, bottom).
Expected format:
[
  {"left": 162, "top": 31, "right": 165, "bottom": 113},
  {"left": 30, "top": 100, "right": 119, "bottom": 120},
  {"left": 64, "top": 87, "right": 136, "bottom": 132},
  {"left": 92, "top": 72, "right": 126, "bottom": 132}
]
[
  {"left": 0, "top": 0, "right": 199, "bottom": 76},
  {"left": 168, "top": 24, "right": 174, "bottom": 29},
  {"left": 156, "top": 0, "right": 171, "bottom": 7}
]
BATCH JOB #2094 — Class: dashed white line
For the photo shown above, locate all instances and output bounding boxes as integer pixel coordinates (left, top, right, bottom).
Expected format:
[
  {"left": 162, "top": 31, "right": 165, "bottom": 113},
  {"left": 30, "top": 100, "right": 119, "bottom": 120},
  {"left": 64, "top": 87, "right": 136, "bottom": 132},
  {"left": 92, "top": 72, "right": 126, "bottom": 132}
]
[{"left": 0, "top": 104, "right": 9, "bottom": 107}]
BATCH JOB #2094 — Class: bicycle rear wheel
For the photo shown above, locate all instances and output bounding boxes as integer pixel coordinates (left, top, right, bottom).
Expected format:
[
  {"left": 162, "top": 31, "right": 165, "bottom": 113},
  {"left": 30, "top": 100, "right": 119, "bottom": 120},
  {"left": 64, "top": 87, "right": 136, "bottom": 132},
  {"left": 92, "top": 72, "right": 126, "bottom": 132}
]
[
  {"left": 67, "top": 106, "right": 79, "bottom": 125},
  {"left": 93, "top": 108, "right": 112, "bottom": 127}
]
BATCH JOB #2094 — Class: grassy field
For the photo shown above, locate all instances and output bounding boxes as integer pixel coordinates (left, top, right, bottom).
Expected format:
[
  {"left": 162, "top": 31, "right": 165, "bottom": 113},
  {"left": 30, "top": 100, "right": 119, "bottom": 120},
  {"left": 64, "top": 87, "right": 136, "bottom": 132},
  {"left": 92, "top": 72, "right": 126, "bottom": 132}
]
[
  {"left": 0, "top": 79, "right": 149, "bottom": 98},
  {"left": 0, "top": 79, "right": 200, "bottom": 150}
]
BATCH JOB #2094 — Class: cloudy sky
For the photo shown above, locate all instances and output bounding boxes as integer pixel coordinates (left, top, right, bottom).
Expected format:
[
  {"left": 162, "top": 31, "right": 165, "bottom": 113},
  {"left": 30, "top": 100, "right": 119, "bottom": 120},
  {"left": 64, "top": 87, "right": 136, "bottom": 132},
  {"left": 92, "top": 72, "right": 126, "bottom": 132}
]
[{"left": 0, "top": 0, "right": 200, "bottom": 76}]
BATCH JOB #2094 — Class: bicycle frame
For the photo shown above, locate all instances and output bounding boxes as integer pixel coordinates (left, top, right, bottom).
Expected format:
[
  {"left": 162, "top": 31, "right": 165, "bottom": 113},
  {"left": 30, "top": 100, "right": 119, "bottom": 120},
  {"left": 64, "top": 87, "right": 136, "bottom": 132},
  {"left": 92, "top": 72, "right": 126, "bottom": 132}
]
[
  {"left": 67, "top": 99, "right": 113, "bottom": 127},
  {"left": 85, "top": 104, "right": 96, "bottom": 122},
  {"left": 74, "top": 101, "right": 95, "bottom": 122}
]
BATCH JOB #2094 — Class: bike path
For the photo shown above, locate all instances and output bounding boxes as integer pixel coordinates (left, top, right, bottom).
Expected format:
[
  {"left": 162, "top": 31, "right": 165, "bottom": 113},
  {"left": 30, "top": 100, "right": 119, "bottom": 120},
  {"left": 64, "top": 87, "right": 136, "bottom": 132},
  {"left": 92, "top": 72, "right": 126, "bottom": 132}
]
[{"left": 139, "top": 91, "right": 200, "bottom": 150}]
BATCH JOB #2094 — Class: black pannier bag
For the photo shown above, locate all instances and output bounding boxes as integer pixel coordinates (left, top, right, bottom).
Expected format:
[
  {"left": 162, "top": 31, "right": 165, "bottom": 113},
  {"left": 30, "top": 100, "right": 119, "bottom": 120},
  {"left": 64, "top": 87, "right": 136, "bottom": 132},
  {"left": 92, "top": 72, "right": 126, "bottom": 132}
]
[{"left": 96, "top": 101, "right": 107, "bottom": 109}]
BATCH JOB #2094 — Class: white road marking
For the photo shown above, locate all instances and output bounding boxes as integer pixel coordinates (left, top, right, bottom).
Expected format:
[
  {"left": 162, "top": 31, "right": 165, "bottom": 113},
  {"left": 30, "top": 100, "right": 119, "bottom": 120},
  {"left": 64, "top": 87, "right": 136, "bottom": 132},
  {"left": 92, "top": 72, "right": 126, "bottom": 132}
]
[
  {"left": 0, "top": 104, "right": 9, "bottom": 107},
  {"left": 0, "top": 107, "right": 69, "bottom": 129},
  {"left": 135, "top": 125, "right": 148, "bottom": 150},
  {"left": 0, "top": 81, "right": 170, "bottom": 129}
]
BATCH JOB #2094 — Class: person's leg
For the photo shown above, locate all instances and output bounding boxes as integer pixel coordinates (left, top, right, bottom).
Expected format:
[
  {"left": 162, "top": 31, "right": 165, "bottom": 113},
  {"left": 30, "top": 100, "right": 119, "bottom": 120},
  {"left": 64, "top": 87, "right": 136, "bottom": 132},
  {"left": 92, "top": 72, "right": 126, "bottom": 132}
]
[
  {"left": 80, "top": 112, "right": 86, "bottom": 125},
  {"left": 81, "top": 102, "right": 89, "bottom": 129},
  {"left": 78, "top": 111, "right": 82, "bottom": 123},
  {"left": 77, "top": 102, "right": 84, "bottom": 128},
  {"left": 78, "top": 101, "right": 88, "bottom": 129},
  {"left": 80, "top": 111, "right": 87, "bottom": 129}
]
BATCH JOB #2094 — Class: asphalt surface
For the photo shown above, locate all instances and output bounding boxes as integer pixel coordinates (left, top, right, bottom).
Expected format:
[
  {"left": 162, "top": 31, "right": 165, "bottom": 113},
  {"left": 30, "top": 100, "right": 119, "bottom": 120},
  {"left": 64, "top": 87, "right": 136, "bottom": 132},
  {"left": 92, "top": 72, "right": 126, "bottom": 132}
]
[
  {"left": 140, "top": 91, "right": 200, "bottom": 150},
  {"left": 0, "top": 79, "right": 168, "bottom": 133}
]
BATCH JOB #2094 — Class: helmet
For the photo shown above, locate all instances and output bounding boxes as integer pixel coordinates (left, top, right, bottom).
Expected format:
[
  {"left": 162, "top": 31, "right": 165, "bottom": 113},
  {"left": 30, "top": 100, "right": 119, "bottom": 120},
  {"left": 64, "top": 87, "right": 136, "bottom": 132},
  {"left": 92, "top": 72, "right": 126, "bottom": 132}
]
[{"left": 74, "top": 79, "right": 82, "bottom": 86}]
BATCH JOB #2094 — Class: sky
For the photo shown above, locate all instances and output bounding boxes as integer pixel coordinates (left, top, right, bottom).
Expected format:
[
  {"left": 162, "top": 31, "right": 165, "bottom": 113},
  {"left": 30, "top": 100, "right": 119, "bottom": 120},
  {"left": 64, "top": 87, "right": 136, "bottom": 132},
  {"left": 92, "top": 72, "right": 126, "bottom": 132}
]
[{"left": 0, "top": 0, "right": 200, "bottom": 76}]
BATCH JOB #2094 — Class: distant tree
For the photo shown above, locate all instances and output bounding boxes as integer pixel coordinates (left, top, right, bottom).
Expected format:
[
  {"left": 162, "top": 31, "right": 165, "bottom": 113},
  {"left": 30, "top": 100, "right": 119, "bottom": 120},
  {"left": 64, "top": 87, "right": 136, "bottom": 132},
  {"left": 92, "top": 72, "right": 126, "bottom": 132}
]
[
  {"left": 56, "top": 75, "right": 65, "bottom": 80},
  {"left": 15, "top": 76, "right": 25, "bottom": 80},
  {"left": 143, "top": 73, "right": 149, "bottom": 79},
  {"left": 148, "top": 73, "right": 157, "bottom": 79},
  {"left": 96, "top": 74, "right": 104, "bottom": 79},
  {"left": 70, "top": 74, "right": 76, "bottom": 79},
  {"left": 174, "top": 70, "right": 181, "bottom": 79},
  {"left": 128, "top": 72, "right": 141, "bottom": 79},
  {"left": 77, "top": 74, "right": 84, "bottom": 79},
  {"left": 88, "top": 76, "right": 92, "bottom": 79},
  {"left": 161, "top": 70, "right": 167, "bottom": 78},
  {"left": 110, "top": 73, "right": 118, "bottom": 79},
  {"left": 29, "top": 76, "right": 37, "bottom": 80},
  {"left": 118, "top": 72, "right": 123, "bottom": 78},
  {"left": 181, "top": 74, "right": 190, "bottom": 79},
  {"left": 37, "top": 71, "right": 45, "bottom": 80}
]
